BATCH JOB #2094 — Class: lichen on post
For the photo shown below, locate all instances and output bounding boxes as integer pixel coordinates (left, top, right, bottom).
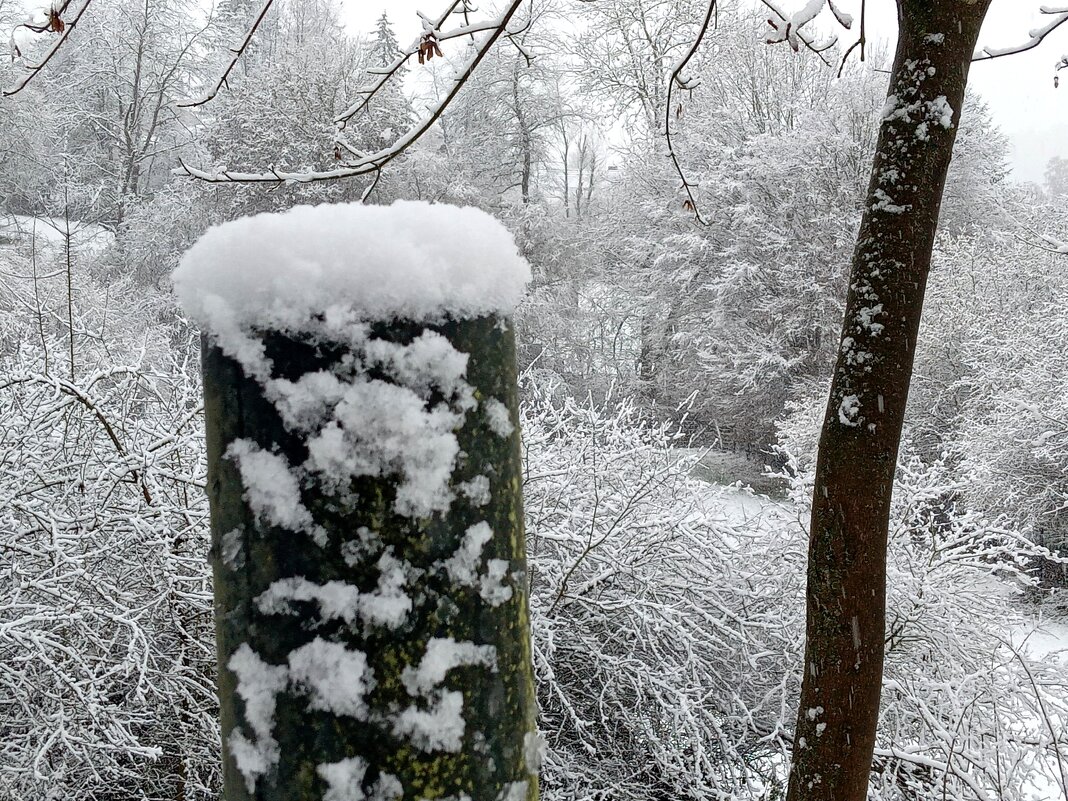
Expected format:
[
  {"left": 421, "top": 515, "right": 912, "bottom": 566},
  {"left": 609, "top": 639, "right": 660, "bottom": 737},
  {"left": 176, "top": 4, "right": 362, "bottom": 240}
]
[{"left": 173, "top": 201, "right": 539, "bottom": 801}]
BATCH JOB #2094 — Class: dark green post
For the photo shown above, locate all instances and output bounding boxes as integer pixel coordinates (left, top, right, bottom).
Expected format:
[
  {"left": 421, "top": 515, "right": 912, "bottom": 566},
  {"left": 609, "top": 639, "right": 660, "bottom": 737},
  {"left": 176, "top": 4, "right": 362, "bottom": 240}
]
[{"left": 201, "top": 311, "right": 537, "bottom": 800}]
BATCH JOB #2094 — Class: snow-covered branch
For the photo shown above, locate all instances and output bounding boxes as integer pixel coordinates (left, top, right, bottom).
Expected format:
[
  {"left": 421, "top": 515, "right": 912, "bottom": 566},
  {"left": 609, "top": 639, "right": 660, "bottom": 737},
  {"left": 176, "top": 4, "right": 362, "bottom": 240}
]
[
  {"left": 664, "top": 0, "right": 718, "bottom": 223},
  {"left": 335, "top": 1, "right": 476, "bottom": 129},
  {"left": 973, "top": 5, "right": 1068, "bottom": 63},
  {"left": 177, "top": 0, "right": 274, "bottom": 108},
  {"left": 1017, "top": 231, "right": 1068, "bottom": 254},
  {"left": 4, "top": 0, "right": 95, "bottom": 97},
  {"left": 176, "top": 0, "right": 526, "bottom": 185},
  {"left": 761, "top": 0, "right": 844, "bottom": 62}
]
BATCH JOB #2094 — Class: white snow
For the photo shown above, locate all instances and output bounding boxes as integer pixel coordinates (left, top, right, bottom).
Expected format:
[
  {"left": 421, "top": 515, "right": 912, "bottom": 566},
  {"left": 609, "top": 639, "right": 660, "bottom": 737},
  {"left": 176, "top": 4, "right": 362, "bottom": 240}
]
[
  {"left": 341, "top": 527, "right": 382, "bottom": 566},
  {"left": 839, "top": 394, "right": 862, "bottom": 427},
  {"left": 442, "top": 522, "right": 518, "bottom": 604},
  {"left": 496, "top": 781, "right": 529, "bottom": 801},
  {"left": 256, "top": 577, "right": 363, "bottom": 623},
  {"left": 440, "top": 522, "right": 515, "bottom": 605},
  {"left": 393, "top": 689, "right": 467, "bottom": 752},
  {"left": 484, "top": 398, "right": 515, "bottom": 437},
  {"left": 176, "top": 203, "right": 526, "bottom": 524},
  {"left": 857, "top": 304, "right": 885, "bottom": 334},
  {"left": 523, "top": 731, "right": 546, "bottom": 772},
  {"left": 269, "top": 370, "right": 350, "bottom": 431},
  {"left": 270, "top": 330, "right": 478, "bottom": 519},
  {"left": 401, "top": 637, "right": 497, "bottom": 695},
  {"left": 364, "top": 332, "right": 474, "bottom": 404},
  {"left": 393, "top": 637, "right": 498, "bottom": 753},
  {"left": 457, "top": 475, "right": 491, "bottom": 506},
  {"left": 317, "top": 759, "right": 404, "bottom": 801},
  {"left": 226, "top": 440, "right": 318, "bottom": 537},
  {"left": 173, "top": 201, "right": 531, "bottom": 358},
  {"left": 304, "top": 378, "right": 463, "bottom": 518},
  {"left": 880, "top": 94, "right": 900, "bottom": 122},
  {"left": 927, "top": 95, "right": 954, "bottom": 129},
  {"left": 288, "top": 638, "right": 374, "bottom": 718},
  {"left": 480, "top": 559, "right": 514, "bottom": 606},
  {"left": 318, "top": 757, "right": 368, "bottom": 801},
  {"left": 872, "top": 189, "right": 910, "bottom": 215},
  {"left": 227, "top": 644, "right": 289, "bottom": 792},
  {"left": 358, "top": 552, "right": 414, "bottom": 629},
  {"left": 256, "top": 552, "right": 413, "bottom": 630},
  {"left": 444, "top": 522, "right": 494, "bottom": 586}
]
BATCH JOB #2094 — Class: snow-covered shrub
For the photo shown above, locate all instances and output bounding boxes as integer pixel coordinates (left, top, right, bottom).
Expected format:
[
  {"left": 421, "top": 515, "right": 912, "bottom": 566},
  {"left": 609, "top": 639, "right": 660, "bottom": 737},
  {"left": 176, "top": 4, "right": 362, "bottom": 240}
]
[
  {"left": 0, "top": 360, "right": 218, "bottom": 801},
  {"left": 0, "top": 231, "right": 217, "bottom": 800},
  {"left": 908, "top": 205, "right": 1068, "bottom": 598},
  {"left": 3, "top": 203, "right": 1064, "bottom": 801},
  {"left": 522, "top": 379, "right": 806, "bottom": 801},
  {"left": 586, "top": 376, "right": 1068, "bottom": 800},
  {"left": 951, "top": 291, "right": 1068, "bottom": 596},
  {"left": 875, "top": 455, "right": 1068, "bottom": 801}
]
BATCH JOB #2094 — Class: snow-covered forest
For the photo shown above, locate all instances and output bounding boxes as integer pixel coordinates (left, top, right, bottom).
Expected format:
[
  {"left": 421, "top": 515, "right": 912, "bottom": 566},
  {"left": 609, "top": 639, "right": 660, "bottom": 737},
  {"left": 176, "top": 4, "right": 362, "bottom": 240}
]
[{"left": 0, "top": 0, "right": 1067, "bottom": 800}]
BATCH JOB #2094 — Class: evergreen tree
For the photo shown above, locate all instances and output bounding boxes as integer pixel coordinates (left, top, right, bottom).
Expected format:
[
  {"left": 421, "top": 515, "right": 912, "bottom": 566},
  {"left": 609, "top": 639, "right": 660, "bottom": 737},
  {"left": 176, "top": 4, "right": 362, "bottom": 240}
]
[
  {"left": 372, "top": 11, "right": 404, "bottom": 70},
  {"left": 357, "top": 12, "right": 413, "bottom": 149}
]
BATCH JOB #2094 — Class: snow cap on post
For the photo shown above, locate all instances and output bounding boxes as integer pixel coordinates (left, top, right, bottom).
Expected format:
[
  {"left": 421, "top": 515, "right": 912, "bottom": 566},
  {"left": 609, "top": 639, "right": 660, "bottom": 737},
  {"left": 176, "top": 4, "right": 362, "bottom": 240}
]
[{"left": 173, "top": 199, "right": 531, "bottom": 336}]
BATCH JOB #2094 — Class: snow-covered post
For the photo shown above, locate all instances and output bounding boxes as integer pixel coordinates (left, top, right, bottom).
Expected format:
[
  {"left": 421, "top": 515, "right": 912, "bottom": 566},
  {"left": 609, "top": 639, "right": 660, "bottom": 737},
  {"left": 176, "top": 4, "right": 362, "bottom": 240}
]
[{"left": 173, "top": 202, "right": 539, "bottom": 801}]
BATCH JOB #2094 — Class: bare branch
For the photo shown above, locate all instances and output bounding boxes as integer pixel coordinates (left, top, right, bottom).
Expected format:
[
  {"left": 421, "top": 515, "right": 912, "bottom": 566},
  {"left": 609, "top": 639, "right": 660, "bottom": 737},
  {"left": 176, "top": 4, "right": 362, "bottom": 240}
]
[
  {"left": 177, "top": 0, "right": 527, "bottom": 185},
  {"left": 4, "top": 0, "right": 95, "bottom": 97},
  {"left": 360, "top": 169, "right": 382, "bottom": 203},
  {"left": 664, "top": 0, "right": 718, "bottom": 224},
  {"left": 760, "top": 0, "right": 843, "bottom": 64},
  {"left": 1013, "top": 232, "right": 1068, "bottom": 254},
  {"left": 177, "top": 0, "right": 275, "bottom": 108},
  {"left": 973, "top": 5, "right": 1068, "bottom": 63},
  {"left": 335, "top": 1, "right": 475, "bottom": 129},
  {"left": 837, "top": 0, "right": 866, "bottom": 78}
]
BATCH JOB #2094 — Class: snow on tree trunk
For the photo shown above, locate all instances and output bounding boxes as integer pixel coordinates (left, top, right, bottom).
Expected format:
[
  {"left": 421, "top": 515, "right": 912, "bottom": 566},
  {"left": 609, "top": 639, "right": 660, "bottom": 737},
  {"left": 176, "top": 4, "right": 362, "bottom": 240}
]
[
  {"left": 785, "top": 4, "right": 992, "bottom": 801},
  {"left": 174, "top": 201, "right": 539, "bottom": 801}
]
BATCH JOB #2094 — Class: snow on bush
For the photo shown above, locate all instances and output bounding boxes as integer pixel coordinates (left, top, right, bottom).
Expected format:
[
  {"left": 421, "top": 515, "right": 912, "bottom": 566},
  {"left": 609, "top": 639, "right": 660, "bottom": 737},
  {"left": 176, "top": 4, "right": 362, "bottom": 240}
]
[
  {"left": 522, "top": 380, "right": 806, "bottom": 801},
  {"left": 0, "top": 241, "right": 218, "bottom": 800},
  {"left": 526, "top": 379, "right": 1068, "bottom": 801},
  {"left": 3, "top": 205, "right": 1066, "bottom": 799},
  {"left": 3, "top": 345, "right": 1066, "bottom": 799}
]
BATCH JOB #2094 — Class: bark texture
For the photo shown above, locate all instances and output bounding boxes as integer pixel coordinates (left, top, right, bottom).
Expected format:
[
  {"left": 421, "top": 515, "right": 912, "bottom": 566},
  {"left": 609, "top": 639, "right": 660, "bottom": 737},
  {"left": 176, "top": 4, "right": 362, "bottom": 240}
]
[
  {"left": 786, "top": 3, "right": 991, "bottom": 800},
  {"left": 203, "top": 316, "right": 537, "bottom": 801}
]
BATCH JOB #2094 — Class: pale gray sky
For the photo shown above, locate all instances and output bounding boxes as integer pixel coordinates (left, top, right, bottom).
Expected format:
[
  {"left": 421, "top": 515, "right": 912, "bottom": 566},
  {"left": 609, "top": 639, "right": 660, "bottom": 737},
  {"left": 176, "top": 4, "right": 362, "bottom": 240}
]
[{"left": 341, "top": 0, "right": 1067, "bottom": 185}]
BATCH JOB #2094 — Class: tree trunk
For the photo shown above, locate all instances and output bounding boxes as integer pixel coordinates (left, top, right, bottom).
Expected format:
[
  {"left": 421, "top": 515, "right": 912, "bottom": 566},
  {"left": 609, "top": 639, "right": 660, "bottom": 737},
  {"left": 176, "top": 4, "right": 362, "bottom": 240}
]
[
  {"left": 561, "top": 135, "right": 570, "bottom": 218},
  {"left": 203, "top": 316, "right": 538, "bottom": 801},
  {"left": 513, "top": 57, "right": 533, "bottom": 204},
  {"left": 786, "top": 3, "right": 991, "bottom": 800}
]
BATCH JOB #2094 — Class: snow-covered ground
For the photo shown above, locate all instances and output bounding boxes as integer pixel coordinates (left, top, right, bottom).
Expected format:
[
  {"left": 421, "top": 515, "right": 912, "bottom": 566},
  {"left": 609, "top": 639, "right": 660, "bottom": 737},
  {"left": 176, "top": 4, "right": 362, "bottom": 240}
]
[
  {"left": 1014, "top": 617, "right": 1068, "bottom": 801},
  {"left": 1014, "top": 619, "right": 1068, "bottom": 664},
  {"left": 0, "top": 214, "right": 112, "bottom": 258},
  {"left": 705, "top": 477, "right": 1068, "bottom": 801}
]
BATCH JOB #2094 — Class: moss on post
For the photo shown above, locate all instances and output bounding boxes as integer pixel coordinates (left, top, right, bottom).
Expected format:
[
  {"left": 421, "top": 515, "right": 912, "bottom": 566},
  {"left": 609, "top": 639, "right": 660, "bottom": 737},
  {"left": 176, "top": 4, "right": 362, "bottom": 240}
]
[{"left": 202, "top": 314, "right": 538, "bottom": 801}]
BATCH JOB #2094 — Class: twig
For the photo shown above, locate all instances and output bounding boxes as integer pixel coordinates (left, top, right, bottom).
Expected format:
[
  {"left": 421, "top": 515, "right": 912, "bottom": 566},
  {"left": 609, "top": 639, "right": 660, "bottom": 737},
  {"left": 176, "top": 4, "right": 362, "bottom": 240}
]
[
  {"left": 837, "top": 0, "right": 866, "bottom": 78},
  {"left": 759, "top": 0, "right": 841, "bottom": 66},
  {"left": 664, "top": 0, "right": 718, "bottom": 224},
  {"left": 972, "top": 6, "right": 1068, "bottom": 63},
  {"left": 177, "top": 0, "right": 527, "bottom": 185},
  {"left": 177, "top": 0, "right": 275, "bottom": 108},
  {"left": 4, "top": 0, "right": 95, "bottom": 97}
]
